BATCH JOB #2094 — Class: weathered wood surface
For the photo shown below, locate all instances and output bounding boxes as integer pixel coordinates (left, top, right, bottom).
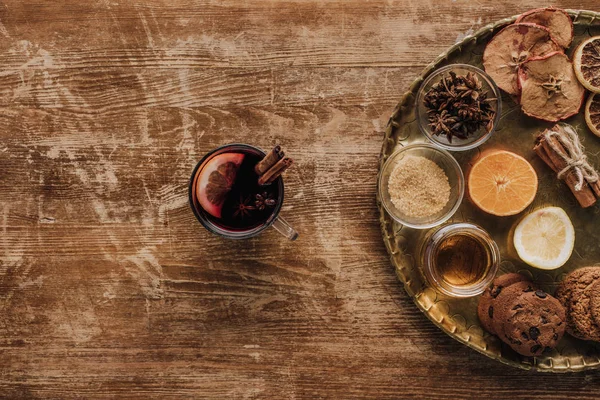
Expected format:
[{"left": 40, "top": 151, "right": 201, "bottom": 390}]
[{"left": 2, "top": 0, "right": 600, "bottom": 398}]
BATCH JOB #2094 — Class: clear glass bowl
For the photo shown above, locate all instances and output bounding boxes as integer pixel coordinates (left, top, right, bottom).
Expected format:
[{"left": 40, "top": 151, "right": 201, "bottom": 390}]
[
  {"left": 416, "top": 64, "right": 502, "bottom": 151},
  {"left": 419, "top": 222, "right": 500, "bottom": 298},
  {"left": 378, "top": 143, "right": 464, "bottom": 229}
]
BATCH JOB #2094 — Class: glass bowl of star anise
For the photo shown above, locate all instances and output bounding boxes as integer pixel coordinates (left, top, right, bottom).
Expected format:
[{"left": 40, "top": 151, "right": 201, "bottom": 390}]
[{"left": 416, "top": 64, "right": 501, "bottom": 151}]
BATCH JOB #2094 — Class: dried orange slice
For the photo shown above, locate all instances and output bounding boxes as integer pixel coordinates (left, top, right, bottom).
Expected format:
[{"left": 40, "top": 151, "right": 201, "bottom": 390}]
[
  {"left": 585, "top": 93, "right": 600, "bottom": 137},
  {"left": 574, "top": 36, "right": 600, "bottom": 94},
  {"left": 516, "top": 7, "right": 573, "bottom": 49},
  {"left": 467, "top": 150, "right": 538, "bottom": 216},
  {"left": 196, "top": 153, "right": 244, "bottom": 218}
]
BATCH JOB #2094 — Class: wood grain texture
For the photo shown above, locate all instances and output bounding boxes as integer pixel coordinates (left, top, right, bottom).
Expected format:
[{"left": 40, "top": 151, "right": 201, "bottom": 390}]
[{"left": 2, "top": 0, "right": 600, "bottom": 398}]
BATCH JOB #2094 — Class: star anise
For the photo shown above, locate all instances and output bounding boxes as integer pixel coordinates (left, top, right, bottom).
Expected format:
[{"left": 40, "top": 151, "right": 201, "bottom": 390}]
[
  {"left": 423, "top": 70, "right": 497, "bottom": 142},
  {"left": 428, "top": 110, "right": 458, "bottom": 142},
  {"left": 255, "top": 191, "right": 277, "bottom": 211},
  {"left": 233, "top": 196, "right": 256, "bottom": 219}
]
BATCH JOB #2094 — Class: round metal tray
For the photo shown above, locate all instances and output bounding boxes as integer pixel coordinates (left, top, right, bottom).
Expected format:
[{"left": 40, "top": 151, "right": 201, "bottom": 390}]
[{"left": 378, "top": 10, "right": 600, "bottom": 372}]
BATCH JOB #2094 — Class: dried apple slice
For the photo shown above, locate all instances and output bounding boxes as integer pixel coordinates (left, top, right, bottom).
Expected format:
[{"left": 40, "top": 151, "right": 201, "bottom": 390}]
[
  {"left": 573, "top": 36, "right": 600, "bottom": 94},
  {"left": 483, "top": 23, "right": 562, "bottom": 96},
  {"left": 516, "top": 7, "right": 573, "bottom": 49},
  {"left": 518, "top": 51, "right": 585, "bottom": 122}
]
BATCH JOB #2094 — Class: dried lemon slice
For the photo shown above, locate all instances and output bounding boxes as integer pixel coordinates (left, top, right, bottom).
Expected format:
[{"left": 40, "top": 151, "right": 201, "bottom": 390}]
[
  {"left": 513, "top": 207, "right": 575, "bottom": 270},
  {"left": 574, "top": 36, "right": 600, "bottom": 94},
  {"left": 585, "top": 93, "right": 600, "bottom": 137}
]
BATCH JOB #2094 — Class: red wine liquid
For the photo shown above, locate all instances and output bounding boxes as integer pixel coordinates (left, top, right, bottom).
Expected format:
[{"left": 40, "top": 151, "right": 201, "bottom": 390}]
[{"left": 200, "top": 152, "right": 280, "bottom": 231}]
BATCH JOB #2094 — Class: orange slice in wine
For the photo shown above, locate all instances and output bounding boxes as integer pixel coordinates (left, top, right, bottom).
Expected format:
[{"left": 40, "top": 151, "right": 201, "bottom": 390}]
[
  {"left": 196, "top": 153, "right": 244, "bottom": 218},
  {"left": 467, "top": 150, "right": 538, "bottom": 216}
]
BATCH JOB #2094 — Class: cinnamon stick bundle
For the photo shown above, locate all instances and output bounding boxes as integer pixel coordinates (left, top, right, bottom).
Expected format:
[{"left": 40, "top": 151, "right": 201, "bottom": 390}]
[
  {"left": 534, "top": 125, "right": 600, "bottom": 208},
  {"left": 258, "top": 157, "right": 293, "bottom": 186},
  {"left": 255, "top": 145, "right": 284, "bottom": 175},
  {"left": 255, "top": 145, "right": 294, "bottom": 186}
]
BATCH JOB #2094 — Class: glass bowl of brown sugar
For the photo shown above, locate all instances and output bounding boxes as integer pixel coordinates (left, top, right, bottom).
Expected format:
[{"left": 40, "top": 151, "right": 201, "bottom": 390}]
[{"left": 378, "top": 143, "right": 464, "bottom": 229}]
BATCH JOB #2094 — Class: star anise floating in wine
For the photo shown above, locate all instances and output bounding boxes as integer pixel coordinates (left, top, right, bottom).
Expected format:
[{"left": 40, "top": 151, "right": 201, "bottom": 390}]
[
  {"left": 233, "top": 196, "right": 256, "bottom": 219},
  {"left": 233, "top": 191, "right": 276, "bottom": 219},
  {"left": 255, "top": 192, "right": 277, "bottom": 211}
]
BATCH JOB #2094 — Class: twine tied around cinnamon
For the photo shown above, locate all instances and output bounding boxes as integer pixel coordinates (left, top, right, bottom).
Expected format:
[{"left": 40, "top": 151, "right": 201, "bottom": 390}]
[{"left": 543, "top": 125, "right": 599, "bottom": 191}]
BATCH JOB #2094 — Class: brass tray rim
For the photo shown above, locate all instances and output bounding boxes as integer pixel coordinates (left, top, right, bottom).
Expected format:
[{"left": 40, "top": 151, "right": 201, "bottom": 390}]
[{"left": 377, "top": 9, "right": 600, "bottom": 373}]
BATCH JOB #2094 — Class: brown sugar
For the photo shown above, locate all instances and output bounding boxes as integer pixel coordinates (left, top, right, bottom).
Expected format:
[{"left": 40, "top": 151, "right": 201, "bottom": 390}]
[{"left": 388, "top": 155, "right": 450, "bottom": 218}]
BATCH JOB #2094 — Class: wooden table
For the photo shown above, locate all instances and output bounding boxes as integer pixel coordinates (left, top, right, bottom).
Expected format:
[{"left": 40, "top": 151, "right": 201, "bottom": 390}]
[{"left": 2, "top": 1, "right": 600, "bottom": 398}]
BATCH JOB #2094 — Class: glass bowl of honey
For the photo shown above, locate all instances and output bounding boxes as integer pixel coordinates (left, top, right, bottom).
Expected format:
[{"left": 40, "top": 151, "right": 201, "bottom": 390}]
[{"left": 419, "top": 222, "right": 500, "bottom": 298}]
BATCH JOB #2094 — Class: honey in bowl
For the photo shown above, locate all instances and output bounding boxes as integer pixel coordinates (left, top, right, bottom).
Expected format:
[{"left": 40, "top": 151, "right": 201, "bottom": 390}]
[
  {"left": 420, "top": 223, "right": 500, "bottom": 297},
  {"left": 434, "top": 233, "right": 493, "bottom": 287}
]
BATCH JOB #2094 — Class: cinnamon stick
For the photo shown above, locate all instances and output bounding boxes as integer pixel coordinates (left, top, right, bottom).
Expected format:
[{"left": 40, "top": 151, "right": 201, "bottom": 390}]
[
  {"left": 255, "top": 145, "right": 284, "bottom": 175},
  {"left": 590, "top": 179, "right": 600, "bottom": 199},
  {"left": 534, "top": 133, "right": 597, "bottom": 208},
  {"left": 258, "top": 157, "right": 293, "bottom": 186}
]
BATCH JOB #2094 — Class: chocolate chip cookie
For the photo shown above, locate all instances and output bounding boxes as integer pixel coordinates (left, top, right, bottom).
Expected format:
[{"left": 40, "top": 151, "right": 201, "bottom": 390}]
[
  {"left": 491, "top": 280, "right": 537, "bottom": 342},
  {"left": 477, "top": 273, "right": 530, "bottom": 334},
  {"left": 497, "top": 290, "right": 566, "bottom": 356}
]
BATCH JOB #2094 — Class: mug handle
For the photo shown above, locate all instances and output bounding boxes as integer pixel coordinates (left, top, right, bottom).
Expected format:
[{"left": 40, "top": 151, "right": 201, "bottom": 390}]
[{"left": 271, "top": 215, "right": 299, "bottom": 241}]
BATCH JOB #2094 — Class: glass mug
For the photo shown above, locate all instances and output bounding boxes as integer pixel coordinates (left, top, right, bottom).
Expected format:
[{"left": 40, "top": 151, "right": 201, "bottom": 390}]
[{"left": 189, "top": 143, "right": 298, "bottom": 240}]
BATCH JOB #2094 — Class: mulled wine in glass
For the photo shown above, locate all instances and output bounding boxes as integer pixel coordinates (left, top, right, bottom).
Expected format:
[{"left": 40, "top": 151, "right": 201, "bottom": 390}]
[{"left": 189, "top": 143, "right": 298, "bottom": 240}]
